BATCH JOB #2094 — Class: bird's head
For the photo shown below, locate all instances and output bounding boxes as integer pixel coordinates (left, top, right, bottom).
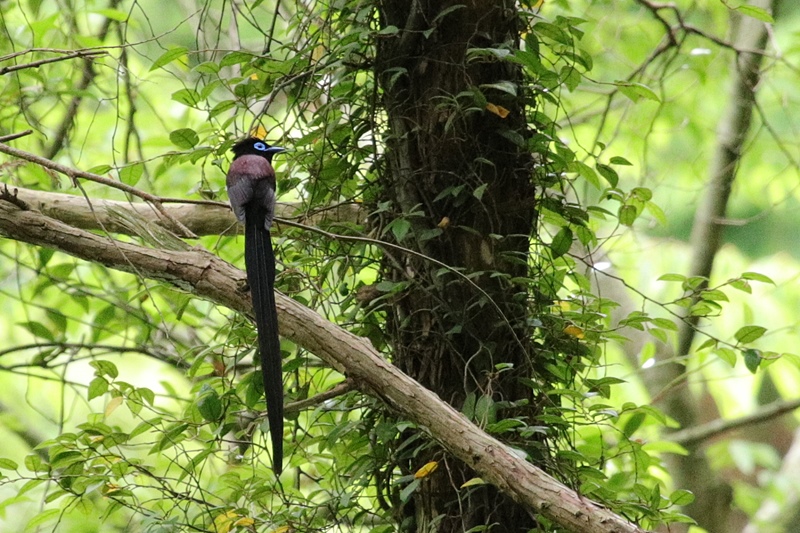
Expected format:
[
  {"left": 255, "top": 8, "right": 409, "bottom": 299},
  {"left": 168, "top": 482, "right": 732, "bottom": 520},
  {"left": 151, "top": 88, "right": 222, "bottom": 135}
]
[{"left": 231, "top": 137, "right": 286, "bottom": 162}]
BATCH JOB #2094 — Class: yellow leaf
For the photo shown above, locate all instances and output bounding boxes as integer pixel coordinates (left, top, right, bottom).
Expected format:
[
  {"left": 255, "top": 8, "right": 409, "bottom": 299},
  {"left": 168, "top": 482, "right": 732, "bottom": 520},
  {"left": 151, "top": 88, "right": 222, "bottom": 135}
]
[
  {"left": 533, "top": 0, "right": 544, "bottom": 8},
  {"left": 563, "top": 325, "right": 585, "bottom": 339},
  {"left": 272, "top": 527, "right": 292, "bottom": 533},
  {"left": 312, "top": 44, "right": 326, "bottom": 62},
  {"left": 249, "top": 125, "right": 268, "bottom": 140},
  {"left": 485, "top": 103, "right": 510, "bottom": 118},
  {"left": 414, "top": 461, "right": 439, "bottom": 479},
  {"left": 213, "top": 511, "right": 238, "bottom": 533},
  {"left": 437, "top": 216, "right": 450, "bottom": 229},
  {"left": 250, "top": 73, "right": 259, "bottom": 80},
  {"left": 233, "top": 517, "right": 255, "bottom": 527},
  {"left": 105, "top": 396, "right": 123, "bottom": 418},
  {"left": 460, "top": 477, "right": 486, "bottom": 488}
]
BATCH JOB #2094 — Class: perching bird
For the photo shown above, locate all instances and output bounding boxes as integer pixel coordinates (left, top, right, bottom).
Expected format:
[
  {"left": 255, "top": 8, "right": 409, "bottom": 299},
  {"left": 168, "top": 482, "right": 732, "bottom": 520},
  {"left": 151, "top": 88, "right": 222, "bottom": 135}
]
[{"left": 226, "top": 137, "right": 286, "bottom": 473}]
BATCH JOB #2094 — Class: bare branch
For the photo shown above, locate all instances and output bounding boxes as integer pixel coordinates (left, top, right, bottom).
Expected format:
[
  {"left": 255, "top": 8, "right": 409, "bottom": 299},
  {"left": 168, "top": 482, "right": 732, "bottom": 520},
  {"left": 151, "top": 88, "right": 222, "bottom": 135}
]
[
  {"left": 0, "top": 130, "right": 33, "bottom": 143},
  {"left": 0, "top": 50, "right": 106, "bottom": 75},
  {"left": 668, "top": 398, "right": 800, "bottom": 447}
]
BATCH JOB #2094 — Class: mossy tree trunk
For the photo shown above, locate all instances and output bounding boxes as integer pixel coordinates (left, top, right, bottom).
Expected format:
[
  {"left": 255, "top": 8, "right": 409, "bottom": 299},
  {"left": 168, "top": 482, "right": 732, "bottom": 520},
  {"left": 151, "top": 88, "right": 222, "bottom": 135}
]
[{"left": 374, "top": 1, "right": 544, "bottom": 530}]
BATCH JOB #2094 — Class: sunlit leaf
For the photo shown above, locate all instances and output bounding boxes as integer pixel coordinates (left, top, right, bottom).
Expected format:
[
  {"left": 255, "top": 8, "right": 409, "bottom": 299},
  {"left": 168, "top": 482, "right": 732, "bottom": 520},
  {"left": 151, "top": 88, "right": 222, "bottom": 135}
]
[
  {"left": 414, "top": 461, "right": 439, "bottom": 479},
  {"left": 149, "top": 46, "right": 188, "bottom": 71},
  {"left": 734, "top": 325, "right": 767, "bottom": 344}
]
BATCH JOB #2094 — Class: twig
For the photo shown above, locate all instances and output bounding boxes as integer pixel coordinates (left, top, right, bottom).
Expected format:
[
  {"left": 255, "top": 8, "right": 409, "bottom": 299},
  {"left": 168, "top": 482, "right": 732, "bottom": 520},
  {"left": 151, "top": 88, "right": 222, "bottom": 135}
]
[
  {"left": 284, "top": 379, "right": 355, "bottom": 414},
  {"left": 0, "top": 143, "right": 196, "bottom": 237},
  {"left": 0, "top": 130, "right": 33, "bottom": 143},
  {"left": 0, "top": 50, "right": 106, "bottom": 75}
]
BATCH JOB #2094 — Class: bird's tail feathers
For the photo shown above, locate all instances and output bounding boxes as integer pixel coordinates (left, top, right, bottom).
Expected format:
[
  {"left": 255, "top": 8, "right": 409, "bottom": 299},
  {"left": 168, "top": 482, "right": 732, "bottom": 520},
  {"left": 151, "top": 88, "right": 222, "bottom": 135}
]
[{"left": 244, "top": 205, "right": 283, "bottom": 474}]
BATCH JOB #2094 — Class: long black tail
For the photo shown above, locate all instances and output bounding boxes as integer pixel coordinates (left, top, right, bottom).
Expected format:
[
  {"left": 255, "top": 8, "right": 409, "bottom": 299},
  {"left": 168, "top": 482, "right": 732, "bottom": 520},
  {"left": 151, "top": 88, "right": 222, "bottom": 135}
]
[{"left": 244, "top": 205, "right": 283, "bottom": 474}]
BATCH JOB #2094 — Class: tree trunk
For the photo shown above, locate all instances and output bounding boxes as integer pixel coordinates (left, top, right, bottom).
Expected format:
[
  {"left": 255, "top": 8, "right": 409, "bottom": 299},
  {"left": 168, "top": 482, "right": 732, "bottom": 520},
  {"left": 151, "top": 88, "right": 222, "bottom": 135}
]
[
  {"left": 375, "top": 1, "right": 540, "bottom": 530},
  {"left": 653, "top": 2, "right": 773, "bottom": 531}
]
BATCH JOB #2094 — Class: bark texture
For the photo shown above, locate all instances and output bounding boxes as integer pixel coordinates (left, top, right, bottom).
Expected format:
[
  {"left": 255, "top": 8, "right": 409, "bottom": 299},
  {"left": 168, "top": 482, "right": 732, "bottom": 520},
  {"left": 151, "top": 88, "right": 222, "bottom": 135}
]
[{"left": 375, "top": 1, "right": 541, "bottom": 530}]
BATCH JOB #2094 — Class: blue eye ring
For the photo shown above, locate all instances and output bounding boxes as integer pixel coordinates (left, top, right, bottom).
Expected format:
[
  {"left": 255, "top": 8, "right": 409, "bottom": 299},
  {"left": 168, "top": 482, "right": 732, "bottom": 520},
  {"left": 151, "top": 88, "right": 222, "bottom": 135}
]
[{"left": 253, "top": 141, "right": 267, "bottom": 151}]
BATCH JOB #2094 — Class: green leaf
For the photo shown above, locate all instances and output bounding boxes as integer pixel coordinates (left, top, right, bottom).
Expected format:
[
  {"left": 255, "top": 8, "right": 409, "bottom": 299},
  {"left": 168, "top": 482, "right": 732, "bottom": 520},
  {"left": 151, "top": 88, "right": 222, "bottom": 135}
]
[
  {"left": 575, "top": 161, "right": 600, "bottom": 189},
  {"left": 480, "top": 80, "right": 517, "bottom": 96},
  {"left": 399, "top": 479, "right": 420, "bottom": 503},
  {"left": 25, "top": 508, "right": 61, "bottom": 531},
  {"left": 389, "top": 218, "right": 411, "bottom": 242},
  {"left": 741, "top": 271, "right": 774, "bottom": 284},
  {"left": 18, "top": 321, "right": 54, "bottom": 341},
  {"left": 618, "top": 204, "right": 637, "bottom": 226},
  {"left": 171, "top": 88, "right": 202, "bottom": 107},
  {"left": 473, "top": 183, "right": 488, "bottom": 200},
  {"left": 193, "top": 61, "right": 220, "bottom": 74},
  {"left": 622, "top": 412, "right": 646, "bottom": 438},
  {"left": 743, "top": 349, "right": 762, "bottom": 374},
  {"left": 118, "top": 162, "right": 144, "bottom": 186},
  {"left": 596, "top": 164, "right": 619, "bottom": 187},
  {"left": 0, "top": 458, "right": 18, "bottom": 470},
  {"left": 609, "top": 156, "right": 633, "bottom": 165},
  {"left": 92, "top": 8, "right": 129, "bottom": 21},
  {"left": 534, "top": 22, "right": 573, "bottom": 46},
  {"left": 670, "top": 489, "right": 695, "bottom": 506},
  {"left": 645, "top": 201, "right": 667, "bottom": 225},
  {"left": 169, "top": 128, "right": 200, "bottom": 149},
  {"left": 735, "top": 5, "right": 774, "bottom": 23},
  {"left": 615, "top": 81, "right": 660, "bottom": 103},
  {"left": 658, "top": 273, "right": 686, "bottom": 282},
  {"left": 88, "top": 377, "right": 108, "bottom": 400},
  {"left": 716, "top": 347, "right": 737, "bottom": 367},
  {"left": 652, "top": 318, "right": 678, "bottom": 331},
  {"left": 197, "top": 390, "right": 223, "bottom": 422},
  {"left": 378, "top": 25, "right": 399, "bottom": 36},
  {"left": 90, "top": 360, "right": 119, "bottom": 379},
  {"left": 734, "top": 325, "right": 767, "bottom": 344},
  {"left": 701, "top": 289, "right": 729, "bottom": 302},
  {"left": 149, "top": 46, "right": 188, "bottom": 71},
  {"left": 209, "top": 100, "right": 236, "bottom": 119},
  {"left": 550, "top": 227, "right": 573, "bottom": 258},
  {"left": 87, "top": 164, "right": 112, "bottom": 175},
  {"left": 220, "top": 51, "right": 256, "bottom": 67}
]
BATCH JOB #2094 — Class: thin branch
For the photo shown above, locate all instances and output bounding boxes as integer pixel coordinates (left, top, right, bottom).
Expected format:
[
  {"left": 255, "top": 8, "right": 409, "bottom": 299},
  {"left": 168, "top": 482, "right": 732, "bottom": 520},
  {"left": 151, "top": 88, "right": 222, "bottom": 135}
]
[
  {"left": 668, "top": 398, "right": 800, "bottom": 447},
  {"left": 0, "top": 143, "right": 196, "bottom": 237},
  {"left": 0, "top": 50, "right": 106, "bottom": 75},
  {"left": 0, "top": 130, "right": 32, "bottom": 143},
  {"left": 284, "top": 379, "right": 355, "bottom": 414}
]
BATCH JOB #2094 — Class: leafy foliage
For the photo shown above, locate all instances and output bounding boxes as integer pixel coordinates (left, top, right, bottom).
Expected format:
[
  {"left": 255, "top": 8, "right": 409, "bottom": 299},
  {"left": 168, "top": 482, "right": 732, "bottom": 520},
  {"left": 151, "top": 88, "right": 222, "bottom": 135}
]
[{"left": 0, "top": 0, "right": 798, "bottom": 532}]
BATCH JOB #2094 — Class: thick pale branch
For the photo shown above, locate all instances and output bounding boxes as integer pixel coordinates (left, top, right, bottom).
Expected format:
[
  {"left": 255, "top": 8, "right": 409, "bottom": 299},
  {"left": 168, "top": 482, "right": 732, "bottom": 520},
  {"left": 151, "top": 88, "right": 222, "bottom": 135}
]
[
  {"left": 0, "top": 201, "right": 645, "bottom": 533},
  {"left": 0, "top": 182, "right": 362, "bottom": 237}
]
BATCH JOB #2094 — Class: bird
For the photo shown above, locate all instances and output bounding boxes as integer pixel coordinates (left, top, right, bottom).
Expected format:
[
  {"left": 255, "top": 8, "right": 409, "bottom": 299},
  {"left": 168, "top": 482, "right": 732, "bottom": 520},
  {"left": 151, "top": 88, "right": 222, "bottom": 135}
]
[{"left": 226, "top": 136, "right": 286, "bottom": 473}]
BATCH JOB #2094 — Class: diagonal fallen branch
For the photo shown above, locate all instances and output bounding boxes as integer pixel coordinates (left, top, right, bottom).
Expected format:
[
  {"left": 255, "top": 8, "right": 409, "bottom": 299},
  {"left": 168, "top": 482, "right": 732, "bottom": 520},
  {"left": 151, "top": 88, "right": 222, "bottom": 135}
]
[{"left": 0, "top": 201, "right": 646, "bottom": 533}]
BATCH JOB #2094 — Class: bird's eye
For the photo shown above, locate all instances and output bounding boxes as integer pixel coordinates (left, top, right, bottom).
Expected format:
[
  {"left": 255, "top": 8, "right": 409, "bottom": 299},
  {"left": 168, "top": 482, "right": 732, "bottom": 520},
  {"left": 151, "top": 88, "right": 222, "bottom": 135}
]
[{"left": 253, "top": 142, "right": 267, "bottom": 151}]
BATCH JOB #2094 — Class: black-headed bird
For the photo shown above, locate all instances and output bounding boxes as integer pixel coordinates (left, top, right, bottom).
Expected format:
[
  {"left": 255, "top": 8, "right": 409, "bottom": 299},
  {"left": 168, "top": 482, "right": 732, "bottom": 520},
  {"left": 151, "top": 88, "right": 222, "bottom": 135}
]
[{"left": 227, "top": 137, "right": 285, "bottom": 473}]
